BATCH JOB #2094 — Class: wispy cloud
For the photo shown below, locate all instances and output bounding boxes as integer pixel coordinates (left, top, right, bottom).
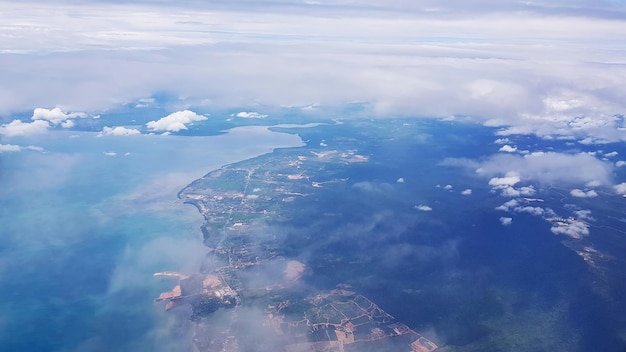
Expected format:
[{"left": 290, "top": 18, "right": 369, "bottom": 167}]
[
  {"left": 414, "top": 204, "right": 433, "bottom": 211},
  {"left": 0, "top": 144, "right": 43, "bottom": 153},
  {"left": 0, "top": 143, "right": 21, "bottom": 153}
]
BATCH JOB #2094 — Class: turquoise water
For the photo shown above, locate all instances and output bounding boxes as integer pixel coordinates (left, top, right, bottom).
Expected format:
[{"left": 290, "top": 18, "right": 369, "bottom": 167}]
[{"left": 0, "top": 127, "right": 303, "bottom": 351}]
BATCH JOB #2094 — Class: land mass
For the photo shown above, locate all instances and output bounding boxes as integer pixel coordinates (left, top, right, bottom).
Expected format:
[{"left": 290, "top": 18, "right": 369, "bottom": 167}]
[{"left": 156, "top": 125, "right": 438, "bottom": 351}]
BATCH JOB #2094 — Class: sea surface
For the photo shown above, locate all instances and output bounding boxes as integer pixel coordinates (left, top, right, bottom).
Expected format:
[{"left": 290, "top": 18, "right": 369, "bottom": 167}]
[
  {"left": 1, "top": 118, "right": 625, "bottom": 351},
  {"left": 0, "top": 127, "right": 303, "bottom": 351},
  {"left": 263, "top": 119, "right": 626, "bottom": 351}
]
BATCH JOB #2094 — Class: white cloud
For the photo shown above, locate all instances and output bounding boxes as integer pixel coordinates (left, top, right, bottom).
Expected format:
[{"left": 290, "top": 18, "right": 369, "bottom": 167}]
[
  {"left": 518, "top": 186, "right": 536, "bottom": 196},
  {"left": 98, "top": 126, "right": 141, "bottom": 137},
  {"left": 543, "top": 208, "right": 557, "bottom": 218},
  {"left": 29, "top": 107, "right": 90, "bottom": 129},
  {"left": 0, "top": 119, "right": 50, "bottom": 137},
  {"left": 550, "top": 221, "right": 589, "bottom": 239},
  {"left": 495, "top": 199, "right": 519, "bottom": 212},
  {"left": 0, "top": 144, "right": 21, "bottom": 153},
  {"left": 488, "top": 173, "right": 520, "bottom": 187},
  {"left": 32, "top": 107, "right": 66, "bottom": 123},
  {"left": 494, "top": 138, "right": 510, "bottom": 145},
  {"left": 616, "top": 160, "right": 626, "bottom": 167},
  {"left": 585, "top": 180, "right": 602, "bottom": 188},
  {"left": 515, "top": 206, "right": 544, "bottom": 216},
  {"left": 414, "top": 205, "right": 432, "bottom": 211},
  {"left": 146, "top": 110, "right": 207, "bottom": 132},
  {"left": 499, "top": 185, "right": 536, "bottom": 197},
  {"left": 574, "top": 210, "right": 594, "bottom": 221},
  {"left": 498, "top": 145, "right": 517, "bottom": 153},
  {"left": 614, "top": 183, "right": 626, "bottom": 196},
  {"left": 461, "top": 189, "right": 472, "bottom": 195},
  {"left": 31, "top": 107, "right": 87, "bottom": 125},
  {"left": 499, "top": 186, "right": 520, "bottom": 197},
  {"left": 495, "top": 94, "right": 626, "bottom": 143},
  {"left": 499, "top": 217, "right": 512, "bottom": 226},
  {"left": 235, "top": 111, "right": 268, "bottom": 119},
  {"left": 444, "top": 184, "right": 452, "bottom": 190},
  {"left": 396, "top": 178, "right": 405, "bottom": 183},
  {"left": 495, "top": 199, "right": 544, "bottom": 216},
  {"left": 603, "top": 151, "right": 618, "bottom": 158},
  {"left": 570, "top": 189, "right": 598, "bottom": 198},
  {"left": 476, "top": 152, "right": 613, "bottom": 186},
  {"left": 104, "top": 152, "right": 117, "bottom": 156}
]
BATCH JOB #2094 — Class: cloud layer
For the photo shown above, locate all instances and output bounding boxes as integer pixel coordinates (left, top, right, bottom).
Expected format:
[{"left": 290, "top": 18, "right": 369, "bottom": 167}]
[{"left": 0, "top": 1, "right": 625, "bottom": 143}]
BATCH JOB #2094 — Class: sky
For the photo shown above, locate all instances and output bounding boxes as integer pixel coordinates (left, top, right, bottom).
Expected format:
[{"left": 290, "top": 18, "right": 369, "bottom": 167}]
[{"left": 1, "top": 0, "right": 626, "bottom": 145}]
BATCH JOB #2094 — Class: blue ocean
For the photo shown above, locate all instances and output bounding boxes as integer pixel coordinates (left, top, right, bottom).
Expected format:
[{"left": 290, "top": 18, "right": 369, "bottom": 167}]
[
  {"left": 0, "top": 127, "right": 303, "bottom": 351},
  {"left": 1, "top": 118, "right": 625, "bottom": 351}
]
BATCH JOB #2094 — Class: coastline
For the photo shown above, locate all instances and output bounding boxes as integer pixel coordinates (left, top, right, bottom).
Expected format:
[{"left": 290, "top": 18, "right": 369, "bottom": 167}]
[{"left": 0, "top": 125, "right": 305, "bottom": 352}]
